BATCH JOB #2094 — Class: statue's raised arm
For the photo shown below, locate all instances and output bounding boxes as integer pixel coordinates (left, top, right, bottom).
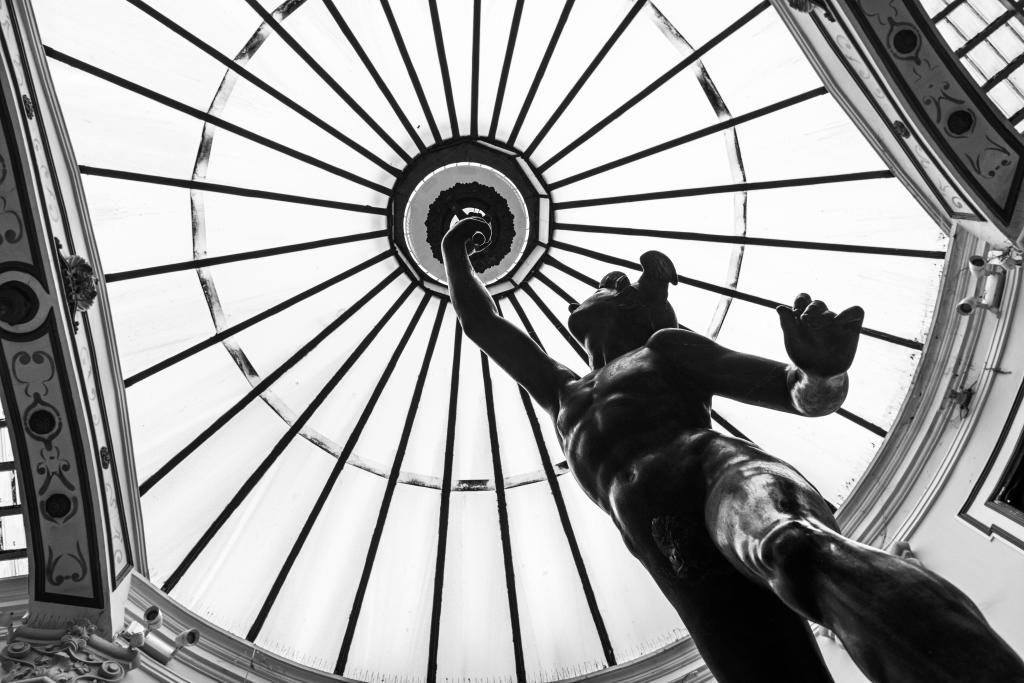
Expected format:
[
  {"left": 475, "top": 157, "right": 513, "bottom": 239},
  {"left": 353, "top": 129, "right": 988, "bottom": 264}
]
[
  {"left": 651, "top": 291, "right": 864, "bottom": 417},
  {"left": 441, "top": 217, "right": 576, "bottom": 414}
]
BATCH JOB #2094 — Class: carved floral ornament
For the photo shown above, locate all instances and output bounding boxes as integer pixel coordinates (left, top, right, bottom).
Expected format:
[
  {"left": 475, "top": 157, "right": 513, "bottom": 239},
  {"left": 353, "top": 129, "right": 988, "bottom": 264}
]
[{"left": 0, "top": 621, "right": 137, "bottom": 682}]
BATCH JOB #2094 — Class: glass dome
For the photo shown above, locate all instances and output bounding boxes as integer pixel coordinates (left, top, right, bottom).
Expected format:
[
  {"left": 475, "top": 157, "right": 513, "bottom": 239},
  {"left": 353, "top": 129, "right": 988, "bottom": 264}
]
[{"left": 34, "top": 0, "right": 947, "bottom": 680}]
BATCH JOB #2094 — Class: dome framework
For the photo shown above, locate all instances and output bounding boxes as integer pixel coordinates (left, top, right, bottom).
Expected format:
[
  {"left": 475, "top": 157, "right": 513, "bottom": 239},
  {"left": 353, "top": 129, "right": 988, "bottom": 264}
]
[{"left": 31, "top": 0, "right": 948, "bottom": 680}]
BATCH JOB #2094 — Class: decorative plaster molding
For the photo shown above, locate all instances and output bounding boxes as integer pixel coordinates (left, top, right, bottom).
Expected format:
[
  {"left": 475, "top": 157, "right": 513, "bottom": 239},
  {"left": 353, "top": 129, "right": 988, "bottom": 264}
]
[
  {"left": 0, "top": 621, "right": 138, "bottom": 682},
  {"left": 0, "top": 0, "right": 147, "bottom": 636}
]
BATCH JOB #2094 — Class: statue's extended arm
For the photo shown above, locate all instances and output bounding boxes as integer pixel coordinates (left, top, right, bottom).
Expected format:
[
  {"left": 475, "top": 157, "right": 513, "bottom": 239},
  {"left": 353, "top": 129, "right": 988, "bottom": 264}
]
[
  {"left": 652, "top": 293, "right": 863, "bottom": 417},
  {"left": 442, "top": 219, "right": 574, "bottom": 414}
]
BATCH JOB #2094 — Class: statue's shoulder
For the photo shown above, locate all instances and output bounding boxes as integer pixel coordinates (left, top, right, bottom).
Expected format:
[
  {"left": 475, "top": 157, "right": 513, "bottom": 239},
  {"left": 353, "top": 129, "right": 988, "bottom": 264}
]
[{"left": 647, "top": 326, "right": 715, "bottom": 353}]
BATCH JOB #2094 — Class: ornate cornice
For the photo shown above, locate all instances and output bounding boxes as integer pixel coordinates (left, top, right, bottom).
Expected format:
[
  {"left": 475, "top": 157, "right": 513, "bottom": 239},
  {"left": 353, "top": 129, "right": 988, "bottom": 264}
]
[{"left": 0, "top": 621, "right": 138, "bottom": 682}]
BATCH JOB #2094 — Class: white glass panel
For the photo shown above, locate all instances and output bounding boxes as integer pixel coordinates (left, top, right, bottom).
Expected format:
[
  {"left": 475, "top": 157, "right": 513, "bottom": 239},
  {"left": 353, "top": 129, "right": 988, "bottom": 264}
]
[
  {"left": 108, "top": 270, "right": 216, "bottom": 378},
  {"left": 693, "top": 9, "right": 823, "bottom": 115},
  {"left": 202, "top": 238, "right": 389, "bottom": 329},
  {"left": 548, "top": 134, "right": 735, "bottom": 204},
  {"left": 732, "top": 97, "right": 887, "bottom": 181},
  {"left": 389, "top": 0, "right": 454, "bottom": 140},
  {"left": 142, "top": 398, "right": 291, "bottom": 585},
  {"left": 326, "top": 0, "right": 439, "bottom": 146},
  {"left": 399, "top": 312, "right": 458, "bottom": 482},
  {"left": 169, "top": 438, "right": 334, "bottom": 635},
  {"left": 82, "top": 179, "right": 195, "bottom": 275},
  {"left": 34, "top": 0, "right": 223, "bottom": 111},
  {"left": 126, "top": 342, "right": 261, "bottom": 484},
  {"left": 351, "top": 297, "right": 444, "bottom": 474},
  {"left": 746, "top": 179, "right": 948, "bottom": 251},
  {"left": 255, "top": 465, "right": 387, "bottom": 671},
  {"left": 507, "top": 483, "right": 608, "bottom": 681},
  {"left": 0, "top": 472, "right": 17, "bottom": 507},
  {"left": 509, "top": 1, "right": 638, "bottom": 152},
  {"left": 475, "top": 0, "right": 528, "bottom": 140},
  {"left": 433, "top": 0, "right": 473, "bottom": 136},
  {"left": 343, "top": 485, "right": 441, "bottom": 682},
  {"left": 555, "top": 193, "right": 737, "bottom": 242},
  {"left": 436, "top": 490, "right": 517, "bottom": 680},
  {"left": 531, "top": 2, "right": 716, "bottom": 172},
  {"left": 48, "top": 61, "right": 205, "bottom": 178},
  {"left": 487, "top": 0, "right": 571, "bottom": 142}
]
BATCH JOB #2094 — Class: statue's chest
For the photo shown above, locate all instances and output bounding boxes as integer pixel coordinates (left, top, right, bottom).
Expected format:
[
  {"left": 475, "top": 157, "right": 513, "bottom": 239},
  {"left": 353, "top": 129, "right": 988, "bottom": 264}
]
[{"left": 557, "top": 351, "right": 675, "bottom": 430}]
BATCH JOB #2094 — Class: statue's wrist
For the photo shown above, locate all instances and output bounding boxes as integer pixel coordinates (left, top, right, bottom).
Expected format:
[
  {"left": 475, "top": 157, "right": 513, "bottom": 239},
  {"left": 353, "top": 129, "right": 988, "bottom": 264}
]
[{"left": 799, "top": 367, "right": 847, "bottom": 383}]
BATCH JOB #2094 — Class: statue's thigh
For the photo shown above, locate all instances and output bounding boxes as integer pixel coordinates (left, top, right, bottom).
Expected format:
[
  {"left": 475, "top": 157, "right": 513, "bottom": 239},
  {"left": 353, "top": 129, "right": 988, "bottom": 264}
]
[
  {"left": 701, "top": 446, "right": 839, "bottom": 582},
  {"left": 675, "top": 568, "right": 836, "bottom": 683}
]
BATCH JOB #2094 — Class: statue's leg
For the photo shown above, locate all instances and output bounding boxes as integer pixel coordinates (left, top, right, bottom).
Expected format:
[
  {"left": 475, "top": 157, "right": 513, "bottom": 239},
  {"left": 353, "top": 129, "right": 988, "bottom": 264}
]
[
  {"left": 703, "top": 446, "right": 1024, "bottom": 683},
  {"left": 610, "top": 455, "right": 836, "bottom": 682}
]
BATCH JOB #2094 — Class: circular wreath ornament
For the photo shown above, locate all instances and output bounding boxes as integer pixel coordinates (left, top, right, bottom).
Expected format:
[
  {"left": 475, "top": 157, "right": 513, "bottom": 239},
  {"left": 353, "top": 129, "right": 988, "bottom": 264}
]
[{"left": 424, "top": 182, "right": 515, "bottom": 273}]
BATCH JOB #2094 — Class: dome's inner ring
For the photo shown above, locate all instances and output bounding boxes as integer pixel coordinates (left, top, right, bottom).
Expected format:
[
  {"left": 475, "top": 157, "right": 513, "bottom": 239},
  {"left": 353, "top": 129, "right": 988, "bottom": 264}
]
[{"left": 389, "top": 139, "right": 551, "bottom": 297}]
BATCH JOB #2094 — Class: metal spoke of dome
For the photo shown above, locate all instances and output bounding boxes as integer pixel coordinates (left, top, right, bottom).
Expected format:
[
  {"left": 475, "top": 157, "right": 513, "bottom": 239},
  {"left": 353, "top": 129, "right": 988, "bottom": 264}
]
[
  {"left": 481, "top": 352, "right": 527, "bottom": 683},
  {"left": 320, "top": 0, "right": 427, "bottom": 152},
  {"left": 501, "top": 295, "right": 616, "bottom": 666},
  {"left": 44, "top": 47, "right": 395, "bottom": 191},
  {"left": 709, "top": 411, "right": 752, "bottom": 442},
  {"left": 426, "top": 324, "right": 462, "bottom": 683},
  {"left": 553, "top": 170, "right": 895, "bottom": 210},
  {"left": 524, "top": 0, "right": 646, "bottom": 158},
  {"left": 489, "top": 0, "right": 525, "bottom": 139},
  {"left": 549, "top": 241, "right": 925, "bottom": 350},
  {"left": 471, "top": 0, "right": 481, "bottom": 136},
  {"left": 538, "top": 1, "right": 770, "bottom": 173},
  {"left": 547, "top": 87, "right": 828, "bottom": 190},
  {"left": 428, "top": 0, "right": 460, "bottom": 138},
  {"left": 379, "top": 0, "right": 442, "bottom": 144},
  {"left": 544, "top": 255, "right": 599, "bottom": 288},
  {"left": 507, "top": 0, "right": 575, "bottom": 148},
  {"left": 336, "top": 299, "right": 446, "bottom": 675},
  {"left": 138, "top": 268, "right": 404, "bottom": 496},
  {"left": 104, "top": 230, "right": 386, "bottom": 283},
  {"left": 124, "top": 250, "right": 394, "bottom": 387},
  {"left": 554, "top": 223, "right": 947, "bottom": 259},
  {"left": 117, "top": 0, "right": 399, "bottom": 169},
  {"left": 242, "top": 0, "right": 411, "bottom": 164},
  {"left": 836, "top": 408, "right": 888, "bottom": 438},
  {"left": 78, "top": 166, "right": 388, "bottom": 215},
  {"left": 521, "top": 282, "right": 587, "bottom": 360},
  {"left": 533, "top": 271, "right": 576, "bottom": 312},
  {"left": 162, "top": 282, "right": 419, "bottom": 594},
  {"left": 245, "top": 294, "right": 435, "bottom": 645}
]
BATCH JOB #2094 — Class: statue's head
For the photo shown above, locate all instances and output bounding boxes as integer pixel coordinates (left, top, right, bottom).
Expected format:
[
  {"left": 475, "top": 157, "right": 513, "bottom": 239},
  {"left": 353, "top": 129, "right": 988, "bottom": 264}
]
[{"left": 567, "top": 251, "right": 677, "bottom": 357}]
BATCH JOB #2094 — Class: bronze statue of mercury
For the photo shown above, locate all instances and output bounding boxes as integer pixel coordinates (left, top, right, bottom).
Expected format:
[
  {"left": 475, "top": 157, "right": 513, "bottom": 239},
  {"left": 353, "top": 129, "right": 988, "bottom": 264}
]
[{"left": 442, "top": 216, "right": 1024, "bottom": 683}]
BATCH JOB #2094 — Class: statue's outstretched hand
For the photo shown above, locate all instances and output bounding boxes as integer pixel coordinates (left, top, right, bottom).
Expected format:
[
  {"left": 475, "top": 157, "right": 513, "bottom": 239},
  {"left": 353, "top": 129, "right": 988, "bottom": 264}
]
[
  {"left": 776, "top": 293, "right": 863, "bottom": 377},
  {"left": 441, "top": 216, "right": 492, "bottom": 256}
]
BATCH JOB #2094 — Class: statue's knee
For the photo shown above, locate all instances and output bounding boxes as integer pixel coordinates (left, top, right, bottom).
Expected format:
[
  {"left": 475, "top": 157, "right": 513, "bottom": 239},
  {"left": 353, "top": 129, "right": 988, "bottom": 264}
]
[{"left": 759, "top": 519, "right": 827, "bottom": 575}]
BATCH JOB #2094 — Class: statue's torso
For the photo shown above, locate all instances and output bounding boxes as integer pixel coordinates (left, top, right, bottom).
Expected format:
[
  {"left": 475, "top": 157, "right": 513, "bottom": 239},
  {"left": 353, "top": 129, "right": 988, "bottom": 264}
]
[{"left": 555, "top": 330, "right": 726, "bottom": 514}]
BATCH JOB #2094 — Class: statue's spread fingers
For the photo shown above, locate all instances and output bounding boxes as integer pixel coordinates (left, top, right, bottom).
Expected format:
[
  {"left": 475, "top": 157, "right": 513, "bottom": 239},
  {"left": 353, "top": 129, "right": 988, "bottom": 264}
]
[
  {"left": 801, "top": 300, "right": 828, "bottom": 318},
  {"left": 836, "top": 305, "right": 865, "bottom": 329},
  {"left": 776, "top": 305, "right": 798, "bottom": 337}
]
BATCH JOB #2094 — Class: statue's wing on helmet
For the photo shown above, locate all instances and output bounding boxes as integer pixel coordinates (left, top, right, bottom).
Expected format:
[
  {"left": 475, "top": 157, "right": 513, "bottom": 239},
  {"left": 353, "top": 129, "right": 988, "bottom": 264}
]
[{"left": 637, "top": 250, "right": 677, "bottom": 303}]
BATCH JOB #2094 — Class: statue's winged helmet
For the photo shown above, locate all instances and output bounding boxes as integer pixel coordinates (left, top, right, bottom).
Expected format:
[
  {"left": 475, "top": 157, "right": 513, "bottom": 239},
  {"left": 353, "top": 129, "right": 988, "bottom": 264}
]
[{"left": 598, "top": 250, "right": 678, "bottom": 333}]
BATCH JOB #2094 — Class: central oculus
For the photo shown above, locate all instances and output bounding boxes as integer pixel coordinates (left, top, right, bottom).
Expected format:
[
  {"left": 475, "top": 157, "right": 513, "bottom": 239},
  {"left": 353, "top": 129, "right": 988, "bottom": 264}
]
[{"left": 389, "top": 139, "right": 551, "bottom": 296}]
